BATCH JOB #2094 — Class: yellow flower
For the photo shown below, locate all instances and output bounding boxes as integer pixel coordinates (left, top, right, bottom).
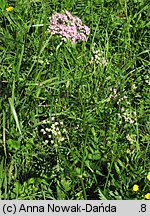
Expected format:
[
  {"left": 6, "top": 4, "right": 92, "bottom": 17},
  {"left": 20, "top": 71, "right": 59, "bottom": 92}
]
[
  {"left": 133, "top": 184, "right": 139, "bottom": 192},
  {"left": 6, "top": 6, "right": 13, "bottom": 12},
  {"left": 145, "top": 193, "right": 150, "bottom": 200},
  {"left": 147, "top": 173, "right": 150, "bottom": 181}
]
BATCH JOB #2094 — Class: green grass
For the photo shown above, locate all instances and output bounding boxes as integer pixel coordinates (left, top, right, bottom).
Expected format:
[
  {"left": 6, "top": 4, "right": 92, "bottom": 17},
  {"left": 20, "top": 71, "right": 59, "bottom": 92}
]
[{"left": 0, "top": 0, "right": 150, "bottom": 200}]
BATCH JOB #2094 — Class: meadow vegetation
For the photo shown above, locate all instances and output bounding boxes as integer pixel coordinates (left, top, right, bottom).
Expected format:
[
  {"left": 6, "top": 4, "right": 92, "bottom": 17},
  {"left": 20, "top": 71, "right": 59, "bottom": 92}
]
[{"left": 0, "top": 0, "right": 150, "bottom": 199}]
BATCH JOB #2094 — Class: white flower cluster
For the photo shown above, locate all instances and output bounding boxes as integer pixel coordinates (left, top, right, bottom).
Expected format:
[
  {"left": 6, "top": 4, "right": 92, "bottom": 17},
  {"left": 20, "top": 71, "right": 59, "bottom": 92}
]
[
  {"left": 110, "top": 88, "right": 130, "bottom": 105},
  {"left": 118, "top": 108, "right": 137, "bottom": 125},
  {"left": 126, "top": 134, "right": 136, "bottom": 145},
  {"left": 89, "top": 43, "right": 107, "bottom": 65},
  {"left": 40, "top": 117, "right": 66, "bottom": 145}
]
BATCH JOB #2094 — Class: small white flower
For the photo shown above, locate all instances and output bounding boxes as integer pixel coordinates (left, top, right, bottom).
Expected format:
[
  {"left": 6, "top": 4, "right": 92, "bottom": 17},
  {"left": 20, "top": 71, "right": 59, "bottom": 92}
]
[
  {"left": 61, "top": 137, "right": 64, "bottom": 141},
  {"left": 46, "top": 128, "right": 51, "bottom": 132},
  {"left": 51, "top": 129, "right": 55, "bottom": 134},
  {"left": 118, "top": 113, "right": 121, "bottom": 117},
  {"left": 101, "top": 58, "right": 107, "bottom": 65},
  {"left": 95, "top": 54, "right": 100, "bottom": 60},
  {"left": 130, "top": 119, "right": 134, "bottom": 124},
  {"left": 91, "top": 56, "right": 94, "bottom": 61},
  {"left": 60, "top": 121, "right": 63, "bottom": 125},
  {"left": 51, "top": 116, "right": 55, "bottom": 121},
  {"left": 41, "top": 129, "right": 46, "bottom": 134},
  {"left": 51, "top": 140, "right": 54, "bottom": 144},
  {"left": 63, "top": 128, "right": 67, "bottom": 133},
  {"left": 54, "top": 131, "right": 57, "bottom": 136},
  {"left": 94, "top": 50, "right": 100, "bottom": 54},
  {"left": 57, "top": 131, "right": 61, "bottom": 135},
  {"left": 55, "top": 122, "right": 59, "bottom": 126},
  {"left": 113, "top": 89, "right": 117, "bottom": 94},
  {"left": 121, "top": 107, "right": 125, "bottom": 112},
  {"left": 145, "top": 80, "right": 150, "bottom": 85},
  {"left": 59, "top": 137, "right": 65, "bottom": 142},
  {"left": 51, "top": 124, "right": 55, "bottom": 129}
]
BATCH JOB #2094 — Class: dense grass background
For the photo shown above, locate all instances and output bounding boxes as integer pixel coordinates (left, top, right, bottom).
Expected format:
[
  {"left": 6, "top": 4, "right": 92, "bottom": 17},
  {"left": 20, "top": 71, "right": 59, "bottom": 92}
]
[{"left": 0, "top": 0, "right": 150, "bottom": 199}]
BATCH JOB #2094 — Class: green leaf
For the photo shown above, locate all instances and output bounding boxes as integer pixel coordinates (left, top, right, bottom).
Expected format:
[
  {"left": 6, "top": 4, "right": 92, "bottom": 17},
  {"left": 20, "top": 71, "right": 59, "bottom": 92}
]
[
  {"left": 97, "top": 188, "right": 107, "bottom": 200},
  {"left": 114, "top": 163, "right": 121, "bottom": 175},
  {"left": 61, "top": 178, "right": 71, "bottom": 192},
  {"left": 7, "top": 139, "right": 20, "bottom": 151}
]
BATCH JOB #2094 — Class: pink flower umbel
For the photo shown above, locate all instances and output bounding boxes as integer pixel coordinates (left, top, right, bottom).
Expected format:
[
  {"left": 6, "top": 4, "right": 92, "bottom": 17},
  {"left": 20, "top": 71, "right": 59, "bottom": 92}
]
[{"left": 48, "top": 10, "right": 90, "bottom": 44}]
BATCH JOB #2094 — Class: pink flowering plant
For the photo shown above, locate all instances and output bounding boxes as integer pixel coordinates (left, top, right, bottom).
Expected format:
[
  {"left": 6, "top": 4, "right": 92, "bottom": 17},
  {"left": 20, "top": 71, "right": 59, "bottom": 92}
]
[{"left": 48, "top": 10, "right": 90, "bottom": 44}]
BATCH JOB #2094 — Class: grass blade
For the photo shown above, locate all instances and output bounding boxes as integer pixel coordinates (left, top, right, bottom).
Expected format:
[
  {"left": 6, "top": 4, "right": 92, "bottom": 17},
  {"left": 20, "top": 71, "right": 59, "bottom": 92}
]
[{"left": 8, "top": 98, "right": 22, "bottom": 136}]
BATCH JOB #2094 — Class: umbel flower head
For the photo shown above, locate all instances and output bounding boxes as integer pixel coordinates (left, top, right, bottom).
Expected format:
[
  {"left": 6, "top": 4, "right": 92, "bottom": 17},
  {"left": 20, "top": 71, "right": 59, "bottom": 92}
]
[{"left": 48, "top": 10, "right": 90, "bottom": 44}]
